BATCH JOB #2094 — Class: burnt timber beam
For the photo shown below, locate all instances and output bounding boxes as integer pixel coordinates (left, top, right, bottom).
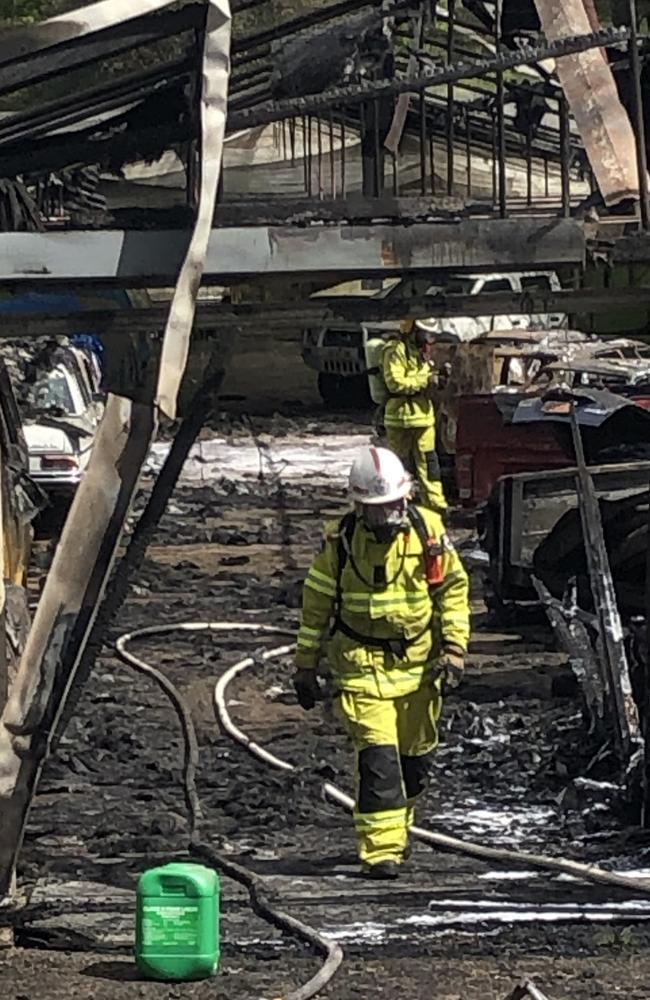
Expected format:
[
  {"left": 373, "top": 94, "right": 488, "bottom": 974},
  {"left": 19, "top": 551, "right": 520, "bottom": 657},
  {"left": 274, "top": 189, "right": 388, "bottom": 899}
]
[
  {"left": 533, "top": 577, "right": 606, "bottom": 729},
  {"left": 215, "top": 196, "right": 477, "bottom": 224},
  {"left": 53, "top": 374, "right": 223, "bottom": 748},
  {"left": 0, "top": 219, "right": 585, "bottom": 285},
  {"left": 569, "top": 407, "right": 644, "bottom": 776},
  {"left": 533, "top": 0, "right": 639, "bottom": 207},
  {"left": 0, "top": 396, "right": 157, "bottom": 897}
]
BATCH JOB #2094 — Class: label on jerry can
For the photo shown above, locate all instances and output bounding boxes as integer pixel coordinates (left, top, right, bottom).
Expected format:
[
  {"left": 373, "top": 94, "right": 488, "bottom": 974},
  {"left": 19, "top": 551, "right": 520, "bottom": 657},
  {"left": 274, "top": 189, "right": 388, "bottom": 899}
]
[{"left": 142, "top": 904, "right": 200, "bottom": 949}]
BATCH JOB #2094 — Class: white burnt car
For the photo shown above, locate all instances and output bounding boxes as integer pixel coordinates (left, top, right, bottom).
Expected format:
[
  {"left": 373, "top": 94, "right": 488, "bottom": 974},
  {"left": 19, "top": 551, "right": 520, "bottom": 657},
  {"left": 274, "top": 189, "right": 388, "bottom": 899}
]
[{"left": 22, "top": 346, "right": 104, "bottom": 499}]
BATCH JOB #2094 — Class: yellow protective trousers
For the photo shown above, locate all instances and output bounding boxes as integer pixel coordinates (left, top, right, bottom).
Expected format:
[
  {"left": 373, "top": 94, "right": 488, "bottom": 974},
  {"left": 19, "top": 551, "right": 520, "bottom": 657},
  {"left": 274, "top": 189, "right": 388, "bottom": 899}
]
[
  {"left": 385, "top": 424, "right": 447, "bottom": 512},
  {"left": 336, "top": 683, "right": 441, "bottom": 866}
]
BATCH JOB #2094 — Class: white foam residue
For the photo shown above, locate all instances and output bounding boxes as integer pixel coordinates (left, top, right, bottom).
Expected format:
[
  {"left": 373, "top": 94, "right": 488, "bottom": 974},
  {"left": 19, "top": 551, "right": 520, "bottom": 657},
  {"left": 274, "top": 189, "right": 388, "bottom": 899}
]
[
  {"left": 612, "top": 868, "right": 650, "bottom": 880},
  {"left": 396, "top": 895, "right": 650, "bottom": 928},
  {"left": 478, "top": 870, "right": 540, "bottom": 881},
  {"left": 322, "top": 892, "right": 650, "bottom": 943},
  {"left": 147, "top": 434, "right": 371, "bottom": 485},
  {"left": 325, "top": 921, "right": 388, "bottom": 942},
  {"left": 432, "top": 804, "right": 555, "bottom": 846},
  {"left": 400, "top": 904, "right": 650, "bottom": 927}
]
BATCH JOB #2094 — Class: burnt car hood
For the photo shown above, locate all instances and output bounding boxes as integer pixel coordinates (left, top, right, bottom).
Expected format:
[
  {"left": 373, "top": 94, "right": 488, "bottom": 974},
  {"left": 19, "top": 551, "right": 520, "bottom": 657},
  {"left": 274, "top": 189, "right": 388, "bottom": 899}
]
[{"left": 494, "top": 387, "right": 650, "bottom": 464}]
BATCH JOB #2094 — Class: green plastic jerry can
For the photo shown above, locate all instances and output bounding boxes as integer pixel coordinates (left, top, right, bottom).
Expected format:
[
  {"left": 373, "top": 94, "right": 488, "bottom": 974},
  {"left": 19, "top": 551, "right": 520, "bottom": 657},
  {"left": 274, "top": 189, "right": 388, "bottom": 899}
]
[{"left": 136, "top": 862, "right": 220, "bottom": 981}]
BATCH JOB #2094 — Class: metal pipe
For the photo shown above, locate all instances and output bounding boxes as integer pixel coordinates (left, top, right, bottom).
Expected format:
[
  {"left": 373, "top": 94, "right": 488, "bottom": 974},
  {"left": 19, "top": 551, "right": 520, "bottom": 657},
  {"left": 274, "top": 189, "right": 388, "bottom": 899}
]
[
  {"left": 559, "top": 94, "right": 571, "bottom": 217},
  {"left": 373, "top": 97, "right": 382, "bottom": 196},
  {"left": 446, "top": 0, "right": 455, "bottom": 196},
  {"left": 495, "top": 0, "right": 506, "bottom": 217},
  {"left": 544, "top": 155, "right": 549, "bottom": 198},
  {"left": 340, "top": 110, "right": 346, "bottom": 197},
  {"left": 301, "top": 116, "right": 306, "bottom": 191},
  {"left": 289, "top": 116, "right": 296, "bottom": 167},
  {"left": 328, "top": 111, "right": 335, "bottom": 199},
  {"left": 317, "top": 115, "right": 323, "bottom": 199},
  {"left": 360, "top": 101, "right": 370, "bottom": 196},
  {"left": 465, "top": 107, "right": 472, "bottom": 197},
  {"left": 419, "top": 91, "right": 427, "bottom": 195},
  {"left": 306, "top": 115, "right": 313, "bottom": 197},
  {"left": 644, "top": 472, "right": 650, "bottom": 826},
  {"left": 628, "top": 0, "right": 650, "bottom": 230},
  {"left": 491, "top": 108, "right": 498, "bottom": 207}
]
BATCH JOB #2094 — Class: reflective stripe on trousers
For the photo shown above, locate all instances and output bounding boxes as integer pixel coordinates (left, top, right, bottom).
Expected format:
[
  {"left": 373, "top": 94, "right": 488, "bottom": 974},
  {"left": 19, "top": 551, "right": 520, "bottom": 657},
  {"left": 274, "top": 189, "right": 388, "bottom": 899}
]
[{"left": 336, "top": 685, "right": 441, "bottom": 865}]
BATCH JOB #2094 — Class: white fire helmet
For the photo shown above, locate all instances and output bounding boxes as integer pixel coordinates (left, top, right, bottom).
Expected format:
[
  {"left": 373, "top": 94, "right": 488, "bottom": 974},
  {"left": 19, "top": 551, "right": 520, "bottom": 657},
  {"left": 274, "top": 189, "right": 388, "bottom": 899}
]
[{"left": 348, "top": 446, "right": 412, "bottom": 505}]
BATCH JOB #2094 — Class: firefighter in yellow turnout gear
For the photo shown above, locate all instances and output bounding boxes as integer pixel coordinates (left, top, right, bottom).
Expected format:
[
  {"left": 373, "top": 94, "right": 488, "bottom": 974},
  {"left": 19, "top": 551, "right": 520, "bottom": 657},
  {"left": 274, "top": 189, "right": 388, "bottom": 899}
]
[
  {"left": 382, "top": 319, "right": 447, "bottom": 512},
  {"left": 293, "top": 446, "right": 470, "bottom": 879}
]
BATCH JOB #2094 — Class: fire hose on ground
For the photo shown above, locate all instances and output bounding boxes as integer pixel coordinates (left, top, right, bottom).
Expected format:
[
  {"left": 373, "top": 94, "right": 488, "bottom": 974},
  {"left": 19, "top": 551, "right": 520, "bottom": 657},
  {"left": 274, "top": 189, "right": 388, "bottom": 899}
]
[
  {"left": 115, "top": 621, "right": 650, "bottom": 997},
  {"left": 115, "top": 621, "right": 341, "bottom": 1000}
]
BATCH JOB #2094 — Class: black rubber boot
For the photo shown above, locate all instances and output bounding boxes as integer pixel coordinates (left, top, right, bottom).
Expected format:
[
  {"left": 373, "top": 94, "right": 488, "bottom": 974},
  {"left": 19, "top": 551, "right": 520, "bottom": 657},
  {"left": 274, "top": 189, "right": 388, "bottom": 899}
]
[{"left": 361, "top": 860, "right": 401, "bottom": 880}]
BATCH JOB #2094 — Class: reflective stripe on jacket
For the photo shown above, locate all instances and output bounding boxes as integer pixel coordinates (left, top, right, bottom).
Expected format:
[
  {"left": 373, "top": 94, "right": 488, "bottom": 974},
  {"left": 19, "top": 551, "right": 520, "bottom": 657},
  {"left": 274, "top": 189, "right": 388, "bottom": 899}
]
[
  {"left": 382, "top": 335, "right": 433, "bottom": 429},
  {"left": 295, "top": 506, "right": 470, "bottom": 698}
]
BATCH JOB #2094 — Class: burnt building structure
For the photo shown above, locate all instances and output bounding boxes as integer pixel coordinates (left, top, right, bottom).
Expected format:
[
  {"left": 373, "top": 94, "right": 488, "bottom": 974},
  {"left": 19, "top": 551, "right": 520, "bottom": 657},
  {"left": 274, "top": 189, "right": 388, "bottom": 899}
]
[{"left": 1, "top": 0, "right": 650, "bottom": 907}]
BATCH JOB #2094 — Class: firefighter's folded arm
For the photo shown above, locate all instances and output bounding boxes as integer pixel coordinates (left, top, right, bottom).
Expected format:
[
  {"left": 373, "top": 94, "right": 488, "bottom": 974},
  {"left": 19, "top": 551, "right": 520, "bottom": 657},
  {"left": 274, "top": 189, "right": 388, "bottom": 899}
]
[{"left": 382, "top": 342, "right": 431, "bottom": 396}]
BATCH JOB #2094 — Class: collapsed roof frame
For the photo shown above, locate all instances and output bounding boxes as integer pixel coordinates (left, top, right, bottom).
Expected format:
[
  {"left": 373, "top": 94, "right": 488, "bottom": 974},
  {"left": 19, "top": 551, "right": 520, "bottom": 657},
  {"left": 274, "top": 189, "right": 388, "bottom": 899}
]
[
  {"left": 0, "top": 0, "right": 638, "bottom": 224},
  {"left": 224, "top": 0, "right": 631, "bottom": 204}
]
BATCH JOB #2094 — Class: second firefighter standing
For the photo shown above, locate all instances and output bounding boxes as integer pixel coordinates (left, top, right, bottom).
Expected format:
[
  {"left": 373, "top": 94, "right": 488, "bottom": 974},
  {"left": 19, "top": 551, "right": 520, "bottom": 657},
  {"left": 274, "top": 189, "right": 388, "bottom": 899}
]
[{"left": 381, "top": 318, "right": 447, "bottom": 514}]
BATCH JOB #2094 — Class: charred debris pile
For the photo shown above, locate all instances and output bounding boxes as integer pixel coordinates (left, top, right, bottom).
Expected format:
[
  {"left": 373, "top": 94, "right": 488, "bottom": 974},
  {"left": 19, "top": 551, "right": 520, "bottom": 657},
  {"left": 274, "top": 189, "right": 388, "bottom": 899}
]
[{"left": 475, "top": 383, "right": 650, "bottom": 821}]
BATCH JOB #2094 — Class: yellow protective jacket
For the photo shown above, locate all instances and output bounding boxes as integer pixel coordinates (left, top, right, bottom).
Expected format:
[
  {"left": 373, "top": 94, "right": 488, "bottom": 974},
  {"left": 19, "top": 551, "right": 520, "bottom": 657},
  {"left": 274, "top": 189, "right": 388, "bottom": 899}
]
[
  {"left": 296, "top": 506, "right": 470, "bottom": 699},
  {"left": 382, "top": 334, "right": 433, "bottom": 429}
]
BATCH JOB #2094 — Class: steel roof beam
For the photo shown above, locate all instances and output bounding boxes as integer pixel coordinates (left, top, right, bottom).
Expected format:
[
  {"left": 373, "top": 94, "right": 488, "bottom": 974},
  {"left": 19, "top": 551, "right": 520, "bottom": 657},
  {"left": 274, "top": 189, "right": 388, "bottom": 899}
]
[{"left": 0, "top": 218, "right": 585, "bottom": 285}]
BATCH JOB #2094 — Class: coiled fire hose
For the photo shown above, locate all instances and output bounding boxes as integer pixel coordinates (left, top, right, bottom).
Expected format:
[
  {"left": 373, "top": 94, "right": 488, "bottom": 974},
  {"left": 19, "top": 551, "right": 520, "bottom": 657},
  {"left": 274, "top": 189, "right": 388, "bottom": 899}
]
[
  {"left": 116, "top": 622, "right": 343, "bottom": 1000},
  {"left": 116, "top": 621, "right": 650, "bottom": 996}
]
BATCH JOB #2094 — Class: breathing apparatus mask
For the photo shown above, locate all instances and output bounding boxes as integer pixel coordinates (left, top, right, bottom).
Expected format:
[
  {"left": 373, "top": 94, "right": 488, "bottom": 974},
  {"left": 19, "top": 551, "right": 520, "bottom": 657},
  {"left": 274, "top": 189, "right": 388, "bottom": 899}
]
[
  {"left": 357, "top": 497, "right": 409, "bottom": 543},
  {"left": 414, "top": 326, "right": 436, "bottom": 363}
]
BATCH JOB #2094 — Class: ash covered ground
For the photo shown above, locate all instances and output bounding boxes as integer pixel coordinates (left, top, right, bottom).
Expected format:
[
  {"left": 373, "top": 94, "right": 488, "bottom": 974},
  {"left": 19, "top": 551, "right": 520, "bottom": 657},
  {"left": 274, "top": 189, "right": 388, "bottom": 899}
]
[{"left": 4, "top": 336, "right": 650, "bottom": 1000}]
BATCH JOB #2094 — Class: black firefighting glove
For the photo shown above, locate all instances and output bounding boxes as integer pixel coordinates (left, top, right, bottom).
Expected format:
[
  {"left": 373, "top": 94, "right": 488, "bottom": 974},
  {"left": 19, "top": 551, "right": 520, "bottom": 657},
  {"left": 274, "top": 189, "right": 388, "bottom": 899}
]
[
  {"left": 293, "top": 668, "right": 321, "bottom": 711},
  {"left": 437, "top": 643, "right": 465, "bottom": 690}
]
